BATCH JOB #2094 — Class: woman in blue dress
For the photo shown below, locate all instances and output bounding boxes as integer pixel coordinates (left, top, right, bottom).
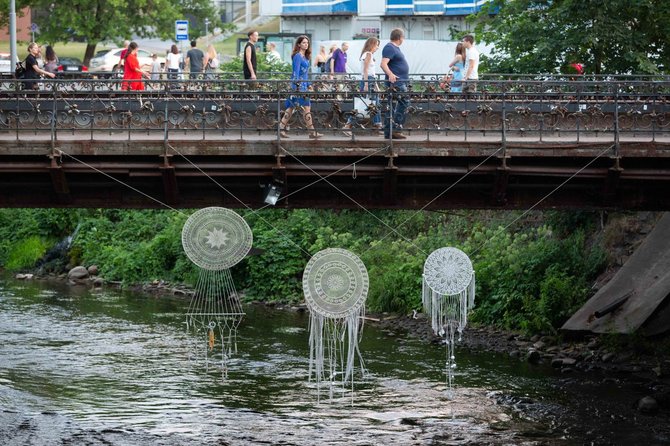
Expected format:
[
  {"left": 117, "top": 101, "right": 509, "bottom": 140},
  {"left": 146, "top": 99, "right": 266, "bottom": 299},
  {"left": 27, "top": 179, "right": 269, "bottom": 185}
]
[
  {"left": 279, "top": 35, "right": 323, "bottom": 138},
  {"left": 441, "top": 42, "right": 466, "bottom": 93}
]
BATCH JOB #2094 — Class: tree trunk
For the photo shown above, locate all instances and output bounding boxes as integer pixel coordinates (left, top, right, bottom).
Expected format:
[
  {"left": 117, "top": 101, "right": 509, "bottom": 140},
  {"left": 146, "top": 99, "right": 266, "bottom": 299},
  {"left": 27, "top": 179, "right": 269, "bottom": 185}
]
[{"left": 83, "top": 42, "right": 98, "bottom": 67}]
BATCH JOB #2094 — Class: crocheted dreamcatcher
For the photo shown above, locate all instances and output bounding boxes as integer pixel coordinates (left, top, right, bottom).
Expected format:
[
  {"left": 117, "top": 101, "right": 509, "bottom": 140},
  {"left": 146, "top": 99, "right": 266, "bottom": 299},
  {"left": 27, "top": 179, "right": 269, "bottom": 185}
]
[
  {"left": 303, "top": 248, "right": 369, "bottom": 400},
  {"left": 422, "top": 247, "right": 475, "bottom": 397},
  {"left": 182, "top": 207, "right": 252, "bottom": 377}
]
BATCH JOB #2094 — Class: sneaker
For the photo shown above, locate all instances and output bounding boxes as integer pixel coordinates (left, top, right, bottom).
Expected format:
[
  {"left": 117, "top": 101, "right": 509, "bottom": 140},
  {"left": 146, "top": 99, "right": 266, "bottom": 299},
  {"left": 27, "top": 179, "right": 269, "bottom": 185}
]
[
  {"left": 280, "top": 130, "right": 289, "bottom": 138},
  {"left": 391, "top": 132, "right": 407, "bottom": 140}
]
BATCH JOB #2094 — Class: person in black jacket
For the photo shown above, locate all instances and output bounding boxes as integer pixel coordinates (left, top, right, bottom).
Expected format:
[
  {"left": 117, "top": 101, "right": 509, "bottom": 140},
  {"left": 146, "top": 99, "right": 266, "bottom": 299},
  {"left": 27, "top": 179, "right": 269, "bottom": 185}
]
[{"left": 24, "top": 42, "right": 55, "bottom": 89}]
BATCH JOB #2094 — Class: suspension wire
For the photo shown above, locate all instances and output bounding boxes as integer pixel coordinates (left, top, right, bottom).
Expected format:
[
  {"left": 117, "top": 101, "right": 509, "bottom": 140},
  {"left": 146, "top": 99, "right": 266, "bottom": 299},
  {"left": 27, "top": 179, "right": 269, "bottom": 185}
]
[
  {"left": 362, "top": 146, "right": 506, "bottom": 255},
  {"left": 166, "top": 143, "right": 313, "bottom": 258},
  {"left": 255, "top": 145, "right": 389, "bottom": 212},
  {"left": 469, "top": 144, "right": 615, "bottom": 257},
  {"left": 280, "top": 145, "right": 429, "bottom": 256},
  {"left": 57, "top": 149, "right": 186, "bottom": 215}
]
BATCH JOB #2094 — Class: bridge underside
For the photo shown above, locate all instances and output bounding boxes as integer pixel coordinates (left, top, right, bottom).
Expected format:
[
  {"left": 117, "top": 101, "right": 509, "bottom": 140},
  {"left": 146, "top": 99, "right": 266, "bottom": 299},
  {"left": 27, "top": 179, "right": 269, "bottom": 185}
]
[{"left": 1, "top": 136, "right": 669, "bottom": 210}]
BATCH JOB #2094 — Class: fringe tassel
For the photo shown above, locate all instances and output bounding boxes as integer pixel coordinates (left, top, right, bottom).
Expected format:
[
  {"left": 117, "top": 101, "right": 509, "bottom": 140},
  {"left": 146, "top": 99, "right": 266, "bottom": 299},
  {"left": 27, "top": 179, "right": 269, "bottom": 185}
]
[
  {"left": 308, "top": 305, "right": 366, "bottom": 401},
  {"left": 186, "top": 268, "right": 245, "bottom": 378}
]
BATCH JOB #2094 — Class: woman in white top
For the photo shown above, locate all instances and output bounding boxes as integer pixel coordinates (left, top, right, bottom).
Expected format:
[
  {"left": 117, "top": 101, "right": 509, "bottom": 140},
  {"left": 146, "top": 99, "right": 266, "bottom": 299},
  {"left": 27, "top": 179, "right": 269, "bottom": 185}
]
[
  {"left": 165, "top": 44, "right": 181, "bottom": 80},
  {"left": 343, "top": 37, "right": 381, "bottom": 135}
]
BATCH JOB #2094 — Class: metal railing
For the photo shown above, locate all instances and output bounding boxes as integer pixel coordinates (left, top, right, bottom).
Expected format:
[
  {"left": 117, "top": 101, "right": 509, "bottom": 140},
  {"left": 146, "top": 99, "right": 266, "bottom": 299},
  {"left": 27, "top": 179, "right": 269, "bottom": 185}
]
[{"left": 1, "top": 77, "right": 669, "bottom": 147}]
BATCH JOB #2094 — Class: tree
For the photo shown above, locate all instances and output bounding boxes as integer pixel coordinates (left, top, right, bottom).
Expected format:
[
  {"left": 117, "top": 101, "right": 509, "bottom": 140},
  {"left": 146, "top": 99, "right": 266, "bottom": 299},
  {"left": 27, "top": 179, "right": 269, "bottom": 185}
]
[
  {"left": 471, "top": 0, "right": 670, "bottom": 74},
  {"left": 26, "top": 0, "right": 221, "bottom": 65}
]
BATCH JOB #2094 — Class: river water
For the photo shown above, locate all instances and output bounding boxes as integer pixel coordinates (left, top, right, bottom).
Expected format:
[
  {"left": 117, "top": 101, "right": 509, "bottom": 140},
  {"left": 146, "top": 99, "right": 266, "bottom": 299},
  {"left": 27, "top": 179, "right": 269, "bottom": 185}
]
[{"left": 0, "top": 274, "right": 666, "bottom": 445}]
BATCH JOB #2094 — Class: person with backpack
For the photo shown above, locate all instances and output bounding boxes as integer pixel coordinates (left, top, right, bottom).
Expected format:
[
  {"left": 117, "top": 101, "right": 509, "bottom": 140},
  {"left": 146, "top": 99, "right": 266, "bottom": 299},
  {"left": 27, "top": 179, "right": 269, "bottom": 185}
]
[{"left": 22, "top": 42, "right": 55, "bottom": 89}]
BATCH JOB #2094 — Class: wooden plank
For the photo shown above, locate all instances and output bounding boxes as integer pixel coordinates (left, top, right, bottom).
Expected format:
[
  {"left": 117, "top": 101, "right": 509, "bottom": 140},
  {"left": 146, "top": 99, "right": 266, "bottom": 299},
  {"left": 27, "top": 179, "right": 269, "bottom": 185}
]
[{"left": 562, "top": 213, "right": 670, "bottom": 334}]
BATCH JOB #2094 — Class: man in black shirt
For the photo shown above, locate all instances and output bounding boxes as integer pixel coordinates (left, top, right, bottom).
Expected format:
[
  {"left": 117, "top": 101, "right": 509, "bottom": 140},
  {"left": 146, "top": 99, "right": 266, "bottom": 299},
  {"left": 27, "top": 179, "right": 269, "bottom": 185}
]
[
  {"left": 243, "top": 30, "right": 258, "bottom": 81},
  {"left": 24, "top": 42, "right": 55, "bottom": 90}
]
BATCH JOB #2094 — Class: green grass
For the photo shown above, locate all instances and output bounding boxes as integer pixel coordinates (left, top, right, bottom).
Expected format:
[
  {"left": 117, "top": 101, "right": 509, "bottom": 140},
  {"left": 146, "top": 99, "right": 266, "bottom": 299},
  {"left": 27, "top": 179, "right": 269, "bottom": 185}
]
[{"left": 0, "top": 41, "right": 113, "bottom": 60}]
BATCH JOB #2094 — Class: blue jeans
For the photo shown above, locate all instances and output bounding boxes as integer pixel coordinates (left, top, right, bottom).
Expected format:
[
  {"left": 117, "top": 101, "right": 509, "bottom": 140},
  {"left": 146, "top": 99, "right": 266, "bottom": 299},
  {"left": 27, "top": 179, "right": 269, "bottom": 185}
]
[{"left": 384, "top": 81, "right": 409, "bottom": 137}]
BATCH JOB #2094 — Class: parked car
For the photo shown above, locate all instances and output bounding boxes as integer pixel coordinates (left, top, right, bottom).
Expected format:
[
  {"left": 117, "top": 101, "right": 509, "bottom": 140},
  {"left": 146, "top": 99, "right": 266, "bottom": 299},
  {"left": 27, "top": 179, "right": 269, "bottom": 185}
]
[
  {"left": 0, "top": 52, "right": 11, "bottom": 74},
  {"left": 57, "top": 57, "right": 88, "bottom": 73},
  {"left": 88, "top": 48, "right": 165, "bottom": 76}
]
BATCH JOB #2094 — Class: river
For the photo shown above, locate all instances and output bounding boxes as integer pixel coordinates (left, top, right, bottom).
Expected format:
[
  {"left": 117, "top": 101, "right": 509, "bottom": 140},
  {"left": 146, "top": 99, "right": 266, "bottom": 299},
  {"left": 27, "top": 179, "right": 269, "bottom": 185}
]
[{"left": 0, "top": 274, "right": 667, "bottom": 445}]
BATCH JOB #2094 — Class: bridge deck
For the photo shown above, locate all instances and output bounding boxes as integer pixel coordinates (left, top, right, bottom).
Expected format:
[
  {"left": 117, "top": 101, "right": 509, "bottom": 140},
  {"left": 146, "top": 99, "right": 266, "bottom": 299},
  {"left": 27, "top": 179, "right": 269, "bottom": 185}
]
[{"left": 2, "top": 77, "right": 670, "bottom": 209}]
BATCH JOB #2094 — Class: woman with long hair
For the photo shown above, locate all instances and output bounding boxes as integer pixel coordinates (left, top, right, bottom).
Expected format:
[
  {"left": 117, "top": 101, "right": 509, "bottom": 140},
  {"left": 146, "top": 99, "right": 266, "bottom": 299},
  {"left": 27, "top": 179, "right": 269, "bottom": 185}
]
[
  {"left": 278, "top": 35, "right": 322, "bottom": 139},
  {"left": 342, "top": 37, "right": 382, "bottom": 135},
  {"left": 203, "top": 44, "right": 219, "bottom": 80},
  {"left": 314, "top": 45, "right": 327, "bottom": 73},
  {"left": 43, "top": 45, "right": 58, "bottom": 74},
  {"left": 441, "top": 42, "right": 466, "bottom": 93},
  {"left": 121, "top": 42, "right": 149, "bottom": 91},
  {"left": 165, "top": 44, "right": 181, "bottom": 81}
]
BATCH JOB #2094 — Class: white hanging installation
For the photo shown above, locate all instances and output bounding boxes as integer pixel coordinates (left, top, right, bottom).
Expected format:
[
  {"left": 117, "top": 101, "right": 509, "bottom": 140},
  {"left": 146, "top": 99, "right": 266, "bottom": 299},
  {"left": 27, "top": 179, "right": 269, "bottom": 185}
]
[
  {"left": 302, "top": 248, "right": 369, "bottom": 400},
  {"left": 181, "top": 207, "right": 253, "bottom": 377},
  {"left": 422, "top": 247, "right": 475, "bottom": 397}
]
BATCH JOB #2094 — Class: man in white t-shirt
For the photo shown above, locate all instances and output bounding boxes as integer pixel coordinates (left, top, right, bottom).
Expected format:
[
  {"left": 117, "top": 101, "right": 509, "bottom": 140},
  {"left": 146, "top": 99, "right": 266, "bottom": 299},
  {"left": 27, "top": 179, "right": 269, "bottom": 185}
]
[{"left": 462, "top": 34, "right": 479, "bottom": 92}]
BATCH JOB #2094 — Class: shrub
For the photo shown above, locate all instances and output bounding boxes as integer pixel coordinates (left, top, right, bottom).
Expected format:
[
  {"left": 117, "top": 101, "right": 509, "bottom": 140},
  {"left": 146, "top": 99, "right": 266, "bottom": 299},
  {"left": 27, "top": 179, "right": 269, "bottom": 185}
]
[{"left": 5, "top": 236, "right": 50, "bottom": 270}]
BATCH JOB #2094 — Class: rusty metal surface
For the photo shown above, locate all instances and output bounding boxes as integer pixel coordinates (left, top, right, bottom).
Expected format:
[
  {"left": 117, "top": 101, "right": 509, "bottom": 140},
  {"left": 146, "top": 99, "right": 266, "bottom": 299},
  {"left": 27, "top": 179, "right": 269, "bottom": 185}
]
[{"left": 1, "top": 78, "right": 670, "bottom": 209}]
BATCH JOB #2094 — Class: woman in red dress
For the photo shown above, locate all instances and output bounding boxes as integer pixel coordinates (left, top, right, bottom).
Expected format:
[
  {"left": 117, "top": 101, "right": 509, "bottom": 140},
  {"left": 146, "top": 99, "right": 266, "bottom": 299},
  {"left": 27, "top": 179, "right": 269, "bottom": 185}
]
[{"left": 121, "top": 42, "right": 148, "bottom": 91}]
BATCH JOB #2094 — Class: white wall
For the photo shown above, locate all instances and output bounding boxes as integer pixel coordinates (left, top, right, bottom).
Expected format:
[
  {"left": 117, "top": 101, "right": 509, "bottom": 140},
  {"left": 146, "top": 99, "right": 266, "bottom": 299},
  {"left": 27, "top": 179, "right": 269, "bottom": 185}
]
[
  {"left": 259, "top": 0, "right": 282, "bottom": 15},
  {"left": 317, "top": 39, "right": 493, "bottom": 75},
  {"left": 358, "top": 0, "right": 386, "bottom": 16}
]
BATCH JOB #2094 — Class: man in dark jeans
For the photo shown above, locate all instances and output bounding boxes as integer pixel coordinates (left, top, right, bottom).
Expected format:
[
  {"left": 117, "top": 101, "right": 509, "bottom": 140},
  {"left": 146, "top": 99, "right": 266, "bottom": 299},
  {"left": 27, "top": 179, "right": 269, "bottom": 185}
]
[
  {"left": 185, "top": 40, "right": 204, "bottom": 80},
  {"left": 379, "top": 28, "right": 409, "bottom": 140}
]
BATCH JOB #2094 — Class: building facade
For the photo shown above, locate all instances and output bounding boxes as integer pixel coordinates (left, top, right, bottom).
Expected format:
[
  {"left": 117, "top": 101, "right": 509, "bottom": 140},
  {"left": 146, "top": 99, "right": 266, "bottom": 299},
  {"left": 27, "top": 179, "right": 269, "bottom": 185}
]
[{"left": 260, "top": 0, "right": 487, "bottom": 42}]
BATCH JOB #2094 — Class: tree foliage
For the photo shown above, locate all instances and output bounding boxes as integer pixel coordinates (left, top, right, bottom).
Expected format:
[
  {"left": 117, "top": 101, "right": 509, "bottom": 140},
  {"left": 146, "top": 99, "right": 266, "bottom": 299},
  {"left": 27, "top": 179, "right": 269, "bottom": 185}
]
[
  {"left": 471, "top": 0, "right": 670, "bottom": 74},
  {"left": 25, "top": 0, "right": 221, "bottom": 64}
]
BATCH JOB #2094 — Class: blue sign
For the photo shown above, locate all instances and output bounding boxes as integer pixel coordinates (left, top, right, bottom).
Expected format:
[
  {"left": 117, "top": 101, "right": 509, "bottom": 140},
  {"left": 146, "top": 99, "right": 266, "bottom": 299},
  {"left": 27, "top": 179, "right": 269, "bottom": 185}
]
[{"left": 175, "top": 20, "right": 189, "bottom": 41}]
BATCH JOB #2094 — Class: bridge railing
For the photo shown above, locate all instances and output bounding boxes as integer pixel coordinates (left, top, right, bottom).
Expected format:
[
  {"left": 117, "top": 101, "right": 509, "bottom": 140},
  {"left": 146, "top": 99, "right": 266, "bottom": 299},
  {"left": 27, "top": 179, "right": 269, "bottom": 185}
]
[{"left": 1, "top": 78, "right": 669, "bottom": 146}]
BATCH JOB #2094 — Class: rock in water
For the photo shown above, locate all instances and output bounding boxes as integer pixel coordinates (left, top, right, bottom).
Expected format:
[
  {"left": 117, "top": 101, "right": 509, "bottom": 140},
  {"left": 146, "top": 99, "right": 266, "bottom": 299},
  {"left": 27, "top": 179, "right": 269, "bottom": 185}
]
[{"left": 67, "top": 266, "right": 89, "bottom": 280}]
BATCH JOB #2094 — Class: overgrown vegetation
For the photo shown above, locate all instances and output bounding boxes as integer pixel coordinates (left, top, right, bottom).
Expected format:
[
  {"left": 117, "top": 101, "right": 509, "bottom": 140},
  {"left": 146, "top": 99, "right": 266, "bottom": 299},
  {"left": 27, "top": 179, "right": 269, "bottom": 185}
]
[{"left": 0, "top": 208, "right": 610, "bottom": 335}]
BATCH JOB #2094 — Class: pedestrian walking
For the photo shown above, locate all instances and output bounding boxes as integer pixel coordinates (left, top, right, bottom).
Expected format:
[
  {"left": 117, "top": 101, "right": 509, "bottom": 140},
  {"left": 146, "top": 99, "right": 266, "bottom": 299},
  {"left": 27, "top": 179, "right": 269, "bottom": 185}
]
[
  {"left": 43, "top": 45, "right": 58, "bottom": 74},
  {"left": 440, "top": 42, "right": 466, "bottom": 93},
  {"left": 22, "top": 42, "right": 56, "bottom": 90},
  {"left": 462, "top": 34, "right": 479, "bottom": 92},
  {"left": 244, "top": 30, "right": 259, "bottom": 81},
  {"left": 121, "top": 42, "right": 149, "bottom": 91},
  {"left": 203, "top": 44, "right": 219, "bottom": 80},
  {"left": 380, "top": 28, "right": 410, "bottom": 139},
  {"left": 266, "top": 42, "right": 282, "bottom": 63},
  {"left": 278, "top": 35, "right": 323, "bottom": 139},
  {"left": 314, "top": 45, "right": 327, "bottom": 73},
  {"left": 185, "top": 40, "right": 204, "bottom": 80},
  {"left": 165, "top": 44, "right": 181, "bottom": 81},
  {"left": 342, "top": 37, "right": 382, "bottom": 135}
]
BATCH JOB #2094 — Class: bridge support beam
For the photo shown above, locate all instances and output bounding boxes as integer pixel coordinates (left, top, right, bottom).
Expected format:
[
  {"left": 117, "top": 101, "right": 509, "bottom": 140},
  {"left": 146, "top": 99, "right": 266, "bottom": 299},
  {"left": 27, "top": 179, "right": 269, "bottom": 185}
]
[
  {"left": 160, "top": 155, "right": 179, "bottom": 205},
  {"left": 602, "top": 157, "right": 623, "bottom": 205},
  {"left": 49, "top": 153, "right": 71, "bottom": 204},
  {"left": 383, "top": 166, "right": 398, "bottom": 205},
  {"left": 491, "top": 157, "right": 511, "bottom": 206}
]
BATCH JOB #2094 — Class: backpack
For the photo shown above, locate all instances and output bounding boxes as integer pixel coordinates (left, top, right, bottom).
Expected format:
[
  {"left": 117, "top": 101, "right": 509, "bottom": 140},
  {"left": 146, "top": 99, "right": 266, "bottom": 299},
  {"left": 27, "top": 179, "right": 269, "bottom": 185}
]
[
  {"left": 322, "top": 57, "right": 331, "bottom": 73},
  {"left": 14, "top": 60, "right": 26, "bottom": 79},
  {"left": 209, "top": 57, "right": 219, "bottom": 69}
]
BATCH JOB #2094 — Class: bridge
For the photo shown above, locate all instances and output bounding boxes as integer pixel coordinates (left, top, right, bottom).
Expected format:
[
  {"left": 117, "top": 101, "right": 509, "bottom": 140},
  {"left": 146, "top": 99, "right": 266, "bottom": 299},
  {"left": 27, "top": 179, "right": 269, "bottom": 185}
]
[{"left": 1, "top": 76, "right": 669, "bottom": 210}]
